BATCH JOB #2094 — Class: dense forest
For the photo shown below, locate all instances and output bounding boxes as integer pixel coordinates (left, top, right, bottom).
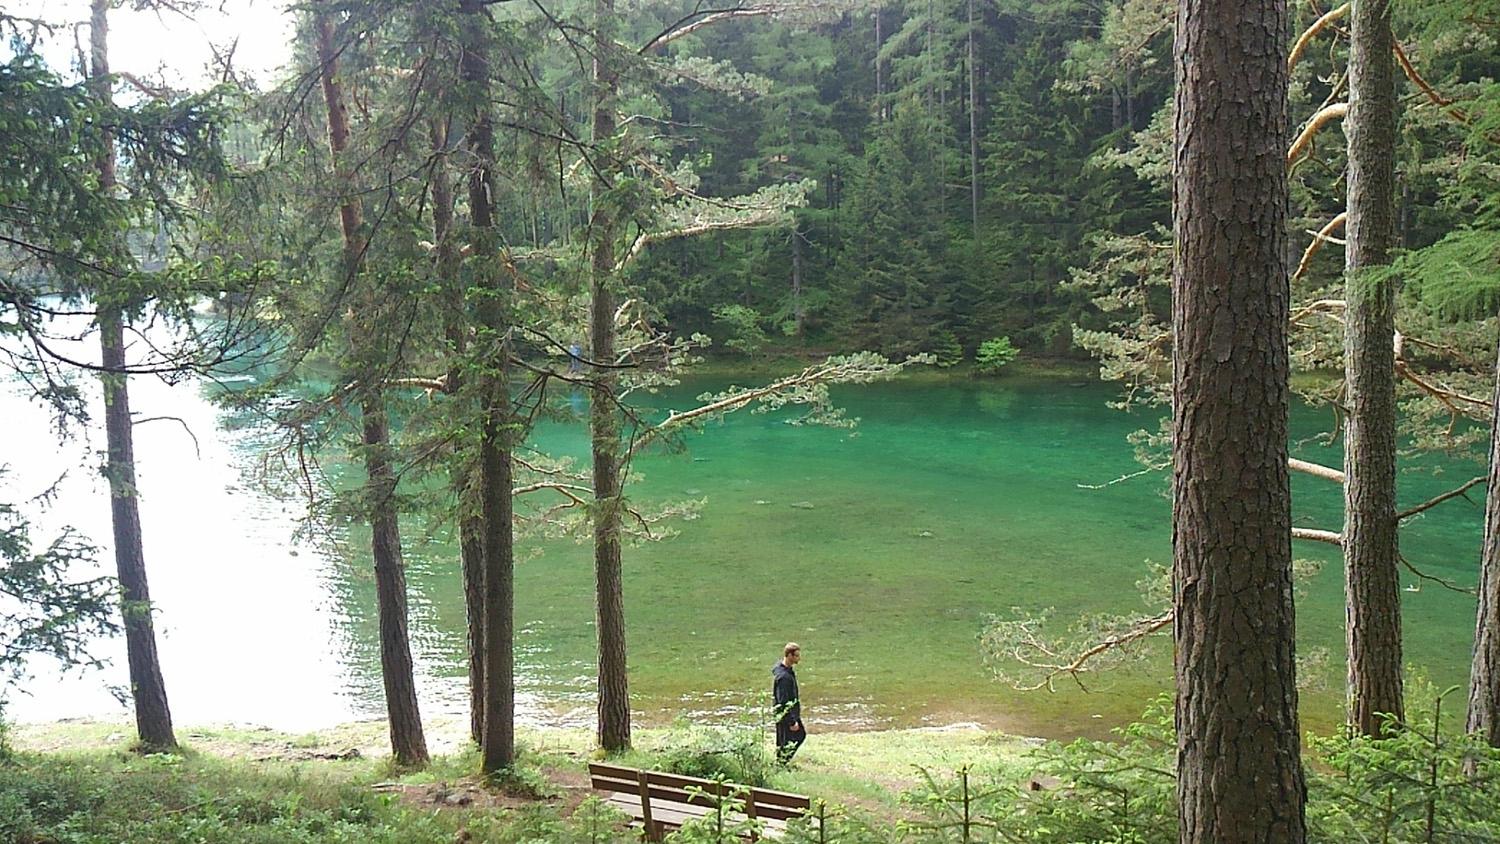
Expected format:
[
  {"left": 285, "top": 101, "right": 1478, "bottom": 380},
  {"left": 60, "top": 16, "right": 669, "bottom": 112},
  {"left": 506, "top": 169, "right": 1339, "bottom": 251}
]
[{"left": 6, "top": 0, "right": 1500, "bottom": 841}]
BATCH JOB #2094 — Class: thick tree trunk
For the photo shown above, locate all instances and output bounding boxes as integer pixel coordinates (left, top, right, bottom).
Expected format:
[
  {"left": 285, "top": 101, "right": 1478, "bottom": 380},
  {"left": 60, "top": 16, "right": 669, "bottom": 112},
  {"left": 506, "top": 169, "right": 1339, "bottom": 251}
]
[
  {"left": 591, "top": 0, "right": 631, "bottom": 754},
  {"left": 458, "top": 0, "right": 517, "bottom": 775},
  {"left": 968, "top": 0, "right": 980, "bottom": 240},
  {"left": 101, "top": 317, "right": 179, "bottom": 751},
  {"left": 314, "top": 9, "right": 428, "bottom": 768},
  {"left": 428, "top": 121, "right": 487, "bottom": 748},
  {"left": 460, "top": 520, "right": 485, "bottom": 745},
  {"left": 90, "top": 0, "right": 176, "bottom": 753},
  {"left": 1171, "top": 0, "right": 1306, "bottom": 841},
  {"left": 1344, "top": 0, "right": 1404, "bottom": 736},
  {"left": 1469, "top": 339, "right": 1500, "bottom": 747},
  {"left": 362, "top": 400, "right": 429, "bottom": 764}
]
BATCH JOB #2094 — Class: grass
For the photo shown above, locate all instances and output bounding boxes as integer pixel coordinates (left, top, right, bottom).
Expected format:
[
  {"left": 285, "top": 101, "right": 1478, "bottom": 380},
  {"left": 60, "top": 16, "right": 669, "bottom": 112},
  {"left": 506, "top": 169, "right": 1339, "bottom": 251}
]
[{"left": 3, "top": 717, "right": 1036, "bottom": 842}]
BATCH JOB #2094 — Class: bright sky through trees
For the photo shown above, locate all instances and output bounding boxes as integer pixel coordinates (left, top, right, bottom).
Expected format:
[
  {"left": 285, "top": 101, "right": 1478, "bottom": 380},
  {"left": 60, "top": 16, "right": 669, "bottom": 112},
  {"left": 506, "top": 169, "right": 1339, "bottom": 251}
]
[{"left": 10, "top": 0, "right": 292, "bottom": 86}]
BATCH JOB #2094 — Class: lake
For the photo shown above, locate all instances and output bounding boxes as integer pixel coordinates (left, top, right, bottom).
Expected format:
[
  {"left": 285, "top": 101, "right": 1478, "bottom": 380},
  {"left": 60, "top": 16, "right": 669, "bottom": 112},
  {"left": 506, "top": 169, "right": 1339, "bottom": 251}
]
[{"left": 2, "top": 364, "right": 1486, "bottom": 739}]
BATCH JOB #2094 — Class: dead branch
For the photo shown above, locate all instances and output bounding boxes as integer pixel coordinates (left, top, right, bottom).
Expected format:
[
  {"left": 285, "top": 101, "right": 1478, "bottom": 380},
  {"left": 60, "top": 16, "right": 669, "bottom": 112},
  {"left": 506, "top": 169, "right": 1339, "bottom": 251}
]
[
  {"left": 1289, "top": 297, "right": 1347, "bottom": 326},
  {"left": 1398, "top": 476, "right": 1486, "bottom": 521},
  {"left": 386, "top": 376, "right": 450, "bottom": 394},
  {"left": 616, "top": 213, "right": 784, "bottom": 272},
  {"left": 642, "top": 356, "right": 897, "bottom": 445},
  {"left": 639, "top": 5, "right": 787, "bottom": 54},
  {"left": 1293, "top": 527, "right": 1343, "bottom": 546},
  {"left": 132, "top": 414, "right": 201, "bottom": 458},
  {"left": 1293, "top": 212, "right": 1349, "bottom": 283},
  {"left": 1394, "top": 41, "right": 1470, "bottom": 125},
  {"left": 1398, "top": 553, "right": 1477, "bottom": 595},
  {"left": 1288, "top": 102, "right": 1349, "bottom": 167},
  {"left": 1396, "top": 361, "right": 1491, "bottom": 423},
  {"left": 1289, "top": 3, "right": 1350, "bottom": 72},
  {"left": 1290, "top": 457, "right": 1345, "bottom": 484},
  {"left": 1017, "top": 612, "right": 1173, "bottom": 693}
]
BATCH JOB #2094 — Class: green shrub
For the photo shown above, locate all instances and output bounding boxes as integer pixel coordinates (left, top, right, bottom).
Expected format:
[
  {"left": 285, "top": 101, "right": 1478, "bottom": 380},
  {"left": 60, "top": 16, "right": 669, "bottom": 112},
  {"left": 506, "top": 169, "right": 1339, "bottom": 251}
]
[
  {"left": 975, "top": 336, "right": 1019, "bottom": 375},
  {"left": 712, "top": 305, "right": 770, "bottom": 357},
  {"left": 656, "top": 719, "right": 776, "bottom": 788},
  {"left": 1308, "top": 687, "right": 1500, "bottom": 843},
  {"left": 928, "top": 331, "right": 964, "bottom": 368}
]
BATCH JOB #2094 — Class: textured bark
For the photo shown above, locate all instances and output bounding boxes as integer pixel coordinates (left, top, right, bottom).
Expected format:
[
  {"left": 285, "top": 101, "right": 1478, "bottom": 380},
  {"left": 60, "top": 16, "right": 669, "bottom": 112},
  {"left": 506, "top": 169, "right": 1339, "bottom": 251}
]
[
  {"left": 591, "top": 0, "right": 631, "bottom": 754},
  {"left": 90, "top": 0, "right": 177, "bottom": 753},
  {"left": 460, "top": 519, "right": 485, "bottom": 746},
  {"left": 429, "top": 121, "right": 487, "bottom": 748},
  {"left": 967, "top": 0, "right": 981, "bottom": 240},
  {"left": 1171, "top": 0, "right": 1306, "bottom": 840},
  {"left": 314, "top": 9, "right": 428, "bottom": 767},
  {"left": 459, "top": 0, "right": 517, "bottom": 775},
  {"left": 1343, "top": 0, "right": 1404, "bottom": 737},
  {"left": 361, "top": 402, "right": 429, "bottom": 765},
  {"left": 1469, "top": 339, "right": 1500, "bottom": 747}
]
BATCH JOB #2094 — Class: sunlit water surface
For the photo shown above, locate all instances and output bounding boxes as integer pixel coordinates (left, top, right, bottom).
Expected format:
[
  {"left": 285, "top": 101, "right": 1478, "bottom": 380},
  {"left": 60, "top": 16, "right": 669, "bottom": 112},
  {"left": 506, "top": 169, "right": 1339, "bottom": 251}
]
[{"left": 2, "top": 356, "right": 1486, "bottom": 739}]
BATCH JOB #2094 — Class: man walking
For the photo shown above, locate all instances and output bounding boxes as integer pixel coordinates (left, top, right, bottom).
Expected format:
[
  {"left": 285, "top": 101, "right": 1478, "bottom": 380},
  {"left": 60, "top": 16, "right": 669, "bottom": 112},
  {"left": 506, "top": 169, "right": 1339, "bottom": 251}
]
[{"left": 772, "top": 642, "right": 805, "bottom": 764}]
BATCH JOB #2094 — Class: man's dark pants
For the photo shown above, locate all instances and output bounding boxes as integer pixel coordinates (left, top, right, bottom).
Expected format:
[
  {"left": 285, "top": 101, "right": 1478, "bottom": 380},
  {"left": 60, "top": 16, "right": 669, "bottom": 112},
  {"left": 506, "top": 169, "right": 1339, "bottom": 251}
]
[{"left": 776, "top": 719, "right": 805, "bottom": 763}]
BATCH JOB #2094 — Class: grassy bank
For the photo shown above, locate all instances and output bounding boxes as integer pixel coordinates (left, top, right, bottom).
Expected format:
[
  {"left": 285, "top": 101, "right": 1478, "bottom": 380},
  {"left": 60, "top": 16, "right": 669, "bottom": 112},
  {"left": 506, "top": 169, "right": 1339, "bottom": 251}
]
[{"left": 4, "top": 717, "right": 1035, "bottom": 843}]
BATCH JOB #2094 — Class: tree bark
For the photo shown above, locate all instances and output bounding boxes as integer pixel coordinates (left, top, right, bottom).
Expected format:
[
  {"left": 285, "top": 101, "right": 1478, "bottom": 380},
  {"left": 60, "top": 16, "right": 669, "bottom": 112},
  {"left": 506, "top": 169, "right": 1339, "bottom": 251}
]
[
  {"left": 791, "top": 223, "right": 806, "bottom": 340},
  {"left": 874, "top": 5, "right": 885, "bottom": 121},
  {"left": 314, "top": 8, "right": 428, "bottom": 768},
  {"left": 458, "top": 0, "right": 517, "bottom": 775},
  {"left": 1468, "top": 338, "right": 1500, "bottom": 747},
  {"left": 1343, "top": 0, "right": 1404, "bottom": 737},
  {"left": 460, "top": 519, "right": 485, "bottom": 746},
  {"left": 1171, "top": 0, "right": 1306, "bottom": 840},
  {"left": 591, "top": 0, "right": 632, "bottom": 754},
  {"left": 968, "top": 0, "right": 981, "bottom": 240},
  {"left": 429, "top": 119, "right": 487, "bottom": 748},
  {"left": 90, "top": 0, "right": 177, "bottom": 754}
]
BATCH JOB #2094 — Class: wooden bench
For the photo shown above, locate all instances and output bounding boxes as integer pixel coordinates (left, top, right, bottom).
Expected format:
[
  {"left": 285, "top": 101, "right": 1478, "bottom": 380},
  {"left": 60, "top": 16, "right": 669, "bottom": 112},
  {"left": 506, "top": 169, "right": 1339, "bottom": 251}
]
[{"left": 588, "top": 762, "right": 813, "bottom": 841}]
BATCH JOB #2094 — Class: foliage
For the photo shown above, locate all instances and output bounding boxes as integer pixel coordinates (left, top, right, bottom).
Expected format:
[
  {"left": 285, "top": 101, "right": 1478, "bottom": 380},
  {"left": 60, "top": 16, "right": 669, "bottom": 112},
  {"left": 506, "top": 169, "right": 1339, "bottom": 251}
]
[
  {"left": 0, "top": 488, "right": 115, "bottom": 685},
  {"left": 1307, "top": 687, "right": 1500, "bottom": 843},
  {"left": 974, "top": 337, "right": 1018, "bottom": 375},
  {"left": 0, "top": 751, "right": 460, "bottom": 844},
  {"left": 711, "top": 305, "right": 771, "bottom": 357},
  {"left": 655, "top": 718, "right": 777, "bottom": 787},
  {"left": 929, "top": 331, "right": 964, "bottom": 368}
]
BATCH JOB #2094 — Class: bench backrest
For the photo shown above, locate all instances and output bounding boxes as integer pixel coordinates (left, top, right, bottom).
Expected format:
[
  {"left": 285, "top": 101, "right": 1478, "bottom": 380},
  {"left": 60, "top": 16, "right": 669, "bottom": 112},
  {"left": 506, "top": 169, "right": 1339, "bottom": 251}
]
[{"left": 588, "top": 762, "right": 812, "bottom": 822}]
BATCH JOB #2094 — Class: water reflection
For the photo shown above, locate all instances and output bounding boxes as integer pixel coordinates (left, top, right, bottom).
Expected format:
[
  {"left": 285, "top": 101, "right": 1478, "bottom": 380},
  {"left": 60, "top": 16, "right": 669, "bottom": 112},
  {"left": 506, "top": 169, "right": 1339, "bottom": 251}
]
[{"left": 2, "top": 349, "right": 1488, "bottom": 738}]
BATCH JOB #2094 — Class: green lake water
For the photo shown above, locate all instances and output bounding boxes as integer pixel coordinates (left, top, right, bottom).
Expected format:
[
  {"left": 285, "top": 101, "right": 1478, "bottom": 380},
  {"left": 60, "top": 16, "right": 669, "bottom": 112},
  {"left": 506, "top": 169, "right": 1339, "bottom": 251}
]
[{"left": 5, "top": 369, "right": 1487, "bottom": 739}]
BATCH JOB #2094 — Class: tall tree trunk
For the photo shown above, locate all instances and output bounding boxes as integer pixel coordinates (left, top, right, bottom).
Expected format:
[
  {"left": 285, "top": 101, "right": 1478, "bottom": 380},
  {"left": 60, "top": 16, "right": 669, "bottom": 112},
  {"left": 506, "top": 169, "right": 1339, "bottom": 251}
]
[
  {"left": 1344, "top": 0, "right": 1404, "bottom": 737},
  {"left": 458, "top": 0, "right": 517, "bottom": 775},
  {"left": 791, "top": 224, "right": 806, "bottom": 340},
  {"left": 787, "top": 100, "right": 805, "bottom": 341},
  {"left": 313, "top": 9, "right": 428, "bottom": 768},
  {"left": 90, "top": 0, "right": 176, "bottom": 754},
  {"left": 591, "top": 0, "right": 631, "bottom": 753},
  {"left": 968, "top": 0, "right": 981, "bottom": 240},
  {"left": 1468, "top": 339, "right": 1500, "bottom": 747},
  {"left": 429, "top": 120, "right": 487, "bottom": 748},
  {"left": 1171, "top": 0, "right": 1306, "bottom": 840},
  {"left": 874, "top": 5, "right": 885, "bottom": 120}
]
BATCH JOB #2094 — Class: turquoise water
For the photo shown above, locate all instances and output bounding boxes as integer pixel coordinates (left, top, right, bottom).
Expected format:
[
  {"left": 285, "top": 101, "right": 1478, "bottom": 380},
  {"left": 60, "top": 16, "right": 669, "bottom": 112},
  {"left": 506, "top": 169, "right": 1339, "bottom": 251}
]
[{"left": 5, "top": 369, "right": 1486, "bottom": 739}]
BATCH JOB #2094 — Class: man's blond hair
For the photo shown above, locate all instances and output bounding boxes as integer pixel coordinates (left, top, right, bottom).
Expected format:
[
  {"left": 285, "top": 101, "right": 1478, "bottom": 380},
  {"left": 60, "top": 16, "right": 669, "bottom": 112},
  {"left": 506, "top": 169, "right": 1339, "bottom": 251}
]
[{"left": 784, "top": 642, "right": 801, "bottom": 658}]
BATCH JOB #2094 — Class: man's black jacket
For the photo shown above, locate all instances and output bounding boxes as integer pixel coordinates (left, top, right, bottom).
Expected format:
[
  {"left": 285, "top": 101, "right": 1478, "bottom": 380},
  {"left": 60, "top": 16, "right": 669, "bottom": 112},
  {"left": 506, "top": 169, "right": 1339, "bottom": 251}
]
[{"left": 772, "top": 661, "right": 801, "bottom": 726}]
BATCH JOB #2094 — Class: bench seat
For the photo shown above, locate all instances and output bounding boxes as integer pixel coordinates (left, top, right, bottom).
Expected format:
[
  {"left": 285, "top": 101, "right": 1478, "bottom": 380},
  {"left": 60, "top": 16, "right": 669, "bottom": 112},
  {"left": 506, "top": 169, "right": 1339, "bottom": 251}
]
[{"left": 588, "top": 762, "right": 812, "bottom": 841}]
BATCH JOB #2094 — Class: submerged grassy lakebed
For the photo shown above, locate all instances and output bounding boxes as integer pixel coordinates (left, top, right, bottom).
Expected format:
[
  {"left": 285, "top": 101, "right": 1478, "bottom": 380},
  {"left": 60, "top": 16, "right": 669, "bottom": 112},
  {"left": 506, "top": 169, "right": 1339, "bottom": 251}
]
[{"left": 5, "top": 364, "right": 1487, "bottom": 739}]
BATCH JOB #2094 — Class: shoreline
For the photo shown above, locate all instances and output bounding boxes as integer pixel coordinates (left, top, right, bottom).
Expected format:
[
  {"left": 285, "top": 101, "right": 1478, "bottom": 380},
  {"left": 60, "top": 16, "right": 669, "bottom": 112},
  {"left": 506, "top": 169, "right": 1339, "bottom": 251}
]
[
  {"left": 8, "top": 714, "right": 1044, "bottom": 807},
  {"left": 10, "top": 713, "right": 1043, "bottom": 759}
]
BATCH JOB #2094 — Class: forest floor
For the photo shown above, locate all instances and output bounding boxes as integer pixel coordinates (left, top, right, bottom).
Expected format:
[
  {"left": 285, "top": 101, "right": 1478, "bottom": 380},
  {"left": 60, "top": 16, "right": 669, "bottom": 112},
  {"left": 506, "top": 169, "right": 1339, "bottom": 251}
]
[{"left": 4, "top": 717, "right": 1039, "bottom": 842}]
